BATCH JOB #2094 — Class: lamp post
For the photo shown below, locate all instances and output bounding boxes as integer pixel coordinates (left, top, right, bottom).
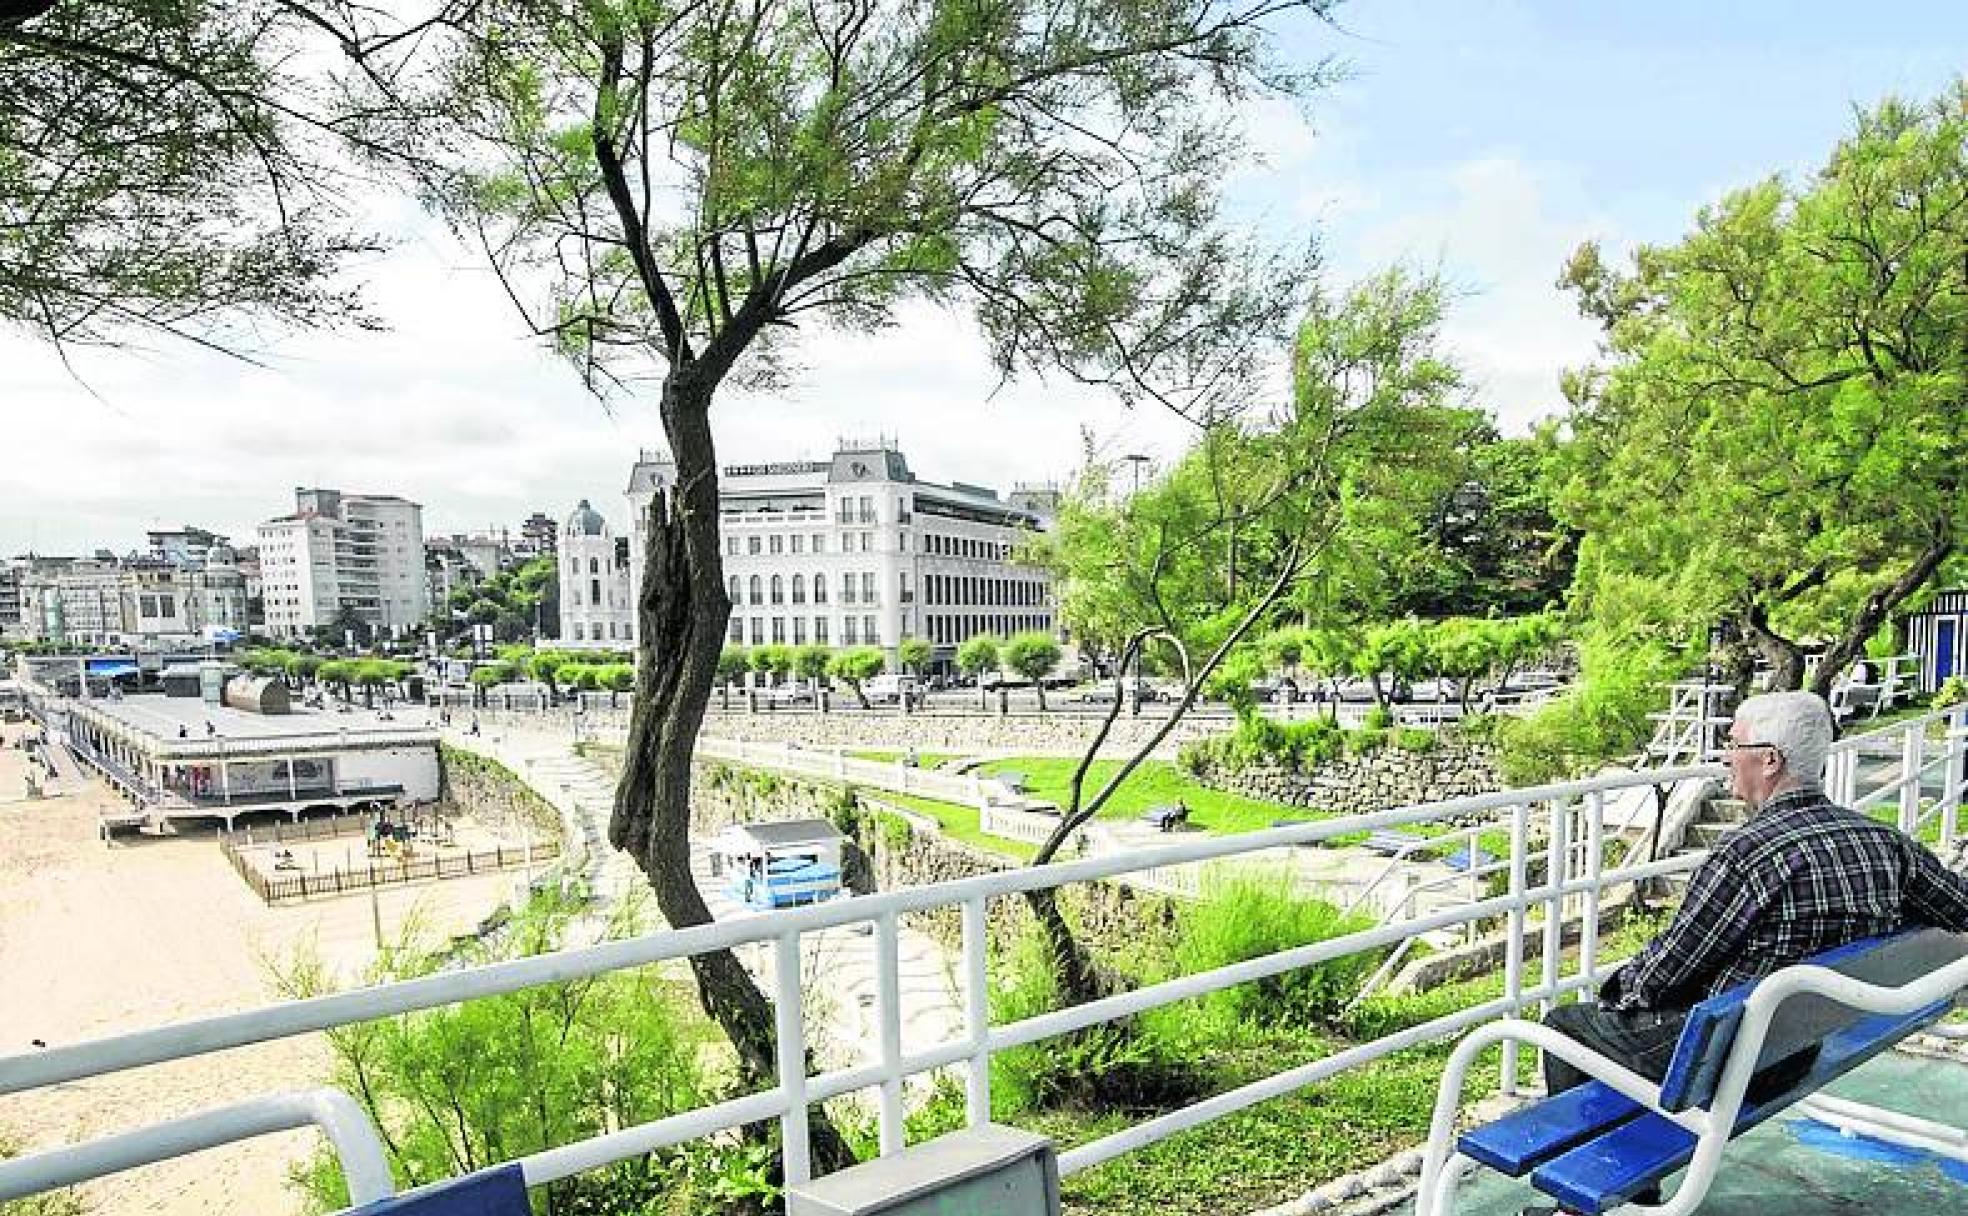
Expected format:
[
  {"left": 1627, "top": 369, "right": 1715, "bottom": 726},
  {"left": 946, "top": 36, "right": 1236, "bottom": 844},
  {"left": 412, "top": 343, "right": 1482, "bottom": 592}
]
[{"left": 1123, "top": 453, "right": 1150, "bottom": 496}]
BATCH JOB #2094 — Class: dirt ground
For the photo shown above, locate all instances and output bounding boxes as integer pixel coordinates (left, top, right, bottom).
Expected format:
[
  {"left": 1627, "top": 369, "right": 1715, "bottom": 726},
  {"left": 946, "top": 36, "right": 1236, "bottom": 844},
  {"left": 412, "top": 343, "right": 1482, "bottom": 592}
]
[{"left": 0, "top": 724, "right": 522, "bottom": 1216}]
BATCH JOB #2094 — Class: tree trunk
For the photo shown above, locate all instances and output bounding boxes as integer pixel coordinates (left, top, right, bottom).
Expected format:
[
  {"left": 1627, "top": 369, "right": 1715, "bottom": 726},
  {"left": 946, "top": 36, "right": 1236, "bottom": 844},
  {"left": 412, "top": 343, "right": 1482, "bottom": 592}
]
[
  {"left": 609, "top": 373, "right": 855, "bottom": 1175},
  {"left": 1807, "top": 533, "right": 1953, "bottom": 699},
  {"left": 1738, "top": 603, "right": 1805, "bottom": 692}
]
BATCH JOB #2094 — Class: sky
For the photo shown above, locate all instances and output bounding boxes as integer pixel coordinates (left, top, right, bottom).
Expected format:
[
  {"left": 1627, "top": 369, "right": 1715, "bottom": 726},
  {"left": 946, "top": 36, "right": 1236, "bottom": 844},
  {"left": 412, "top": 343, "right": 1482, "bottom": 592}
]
[{"left": 4, "top": 1, "right": 1965, "bottom": 557}]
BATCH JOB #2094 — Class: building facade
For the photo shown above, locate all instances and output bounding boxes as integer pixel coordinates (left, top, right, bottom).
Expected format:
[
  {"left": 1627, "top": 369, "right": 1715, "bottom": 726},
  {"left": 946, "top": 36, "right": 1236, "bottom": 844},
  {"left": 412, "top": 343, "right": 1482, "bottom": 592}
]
[
  {"left": 621, "top": 441, "right": 1055, "bottom": 666},
  {"left": 518, "top": 512, "right": 558, "bottom": 559},
  {"left": 558, "top": 500, "right": 635, "bottom": 647},
  {"left": 257, "top": 488, "right": 428, "bottom": 640},
  {"left": 13, "top": 548, "right": 248, "bottom": 648}
]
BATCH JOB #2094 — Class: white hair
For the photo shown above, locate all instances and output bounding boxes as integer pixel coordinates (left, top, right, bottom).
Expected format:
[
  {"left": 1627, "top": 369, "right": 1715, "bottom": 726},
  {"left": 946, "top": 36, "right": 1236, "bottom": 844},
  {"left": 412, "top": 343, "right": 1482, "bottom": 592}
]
[{"left": 1735, "top": 690, "right": 1835, "bottom": 786}]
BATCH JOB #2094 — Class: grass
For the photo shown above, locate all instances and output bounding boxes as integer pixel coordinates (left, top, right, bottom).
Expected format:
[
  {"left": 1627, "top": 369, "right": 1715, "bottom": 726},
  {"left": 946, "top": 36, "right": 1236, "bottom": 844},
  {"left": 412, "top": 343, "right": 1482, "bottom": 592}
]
[
  {"left": 1036, "top": 909, "right": 1671, "bottom": 1215},
  {"left": 869, "top": 790, "right": 1039, "bottom": 862},
  {"left": 971, "top": 756, "right": 1334, "bottom": 835}
]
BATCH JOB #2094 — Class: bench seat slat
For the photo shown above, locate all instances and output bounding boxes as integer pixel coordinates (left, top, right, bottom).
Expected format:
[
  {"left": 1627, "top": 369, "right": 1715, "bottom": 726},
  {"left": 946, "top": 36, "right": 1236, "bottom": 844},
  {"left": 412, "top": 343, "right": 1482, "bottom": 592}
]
[
  {"left": 1458, "top": 1081, "right": 1644, "bottom": 1176},
  {"left": 1530, "top": 1002, "right": 1953, "bottom": 1215},
  {"left": 347, "top": 1163, "right": 530, "bottom": 1214}
]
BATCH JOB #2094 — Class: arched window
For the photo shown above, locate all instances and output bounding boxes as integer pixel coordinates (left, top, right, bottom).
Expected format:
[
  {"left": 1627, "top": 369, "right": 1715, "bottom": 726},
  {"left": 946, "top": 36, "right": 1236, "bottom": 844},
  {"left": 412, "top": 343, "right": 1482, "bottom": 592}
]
[
  {"left": 589, "top": 557, "right": 599, "bottom": 575},
  {"left": 792, "top": 574, "right": 805, "bottom": 604},
  {"left": 814, "top": 573, "right": 828, "bottom": 604},
  {"left": 749, "top": 575, "right": 763, "bottom": 605},
  {"left": 771, "top": 574, "right": 784, "bottom": 604},
  {"left": 728, "top": 575, "right": 741, "bottom": 602}
]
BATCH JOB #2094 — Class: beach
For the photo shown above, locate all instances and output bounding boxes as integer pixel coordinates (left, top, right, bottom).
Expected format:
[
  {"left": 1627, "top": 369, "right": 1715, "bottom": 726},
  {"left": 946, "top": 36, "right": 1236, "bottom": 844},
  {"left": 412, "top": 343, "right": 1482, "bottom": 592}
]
[{"left": 0, "top": 723, "right": 522, "bottom": 1215}]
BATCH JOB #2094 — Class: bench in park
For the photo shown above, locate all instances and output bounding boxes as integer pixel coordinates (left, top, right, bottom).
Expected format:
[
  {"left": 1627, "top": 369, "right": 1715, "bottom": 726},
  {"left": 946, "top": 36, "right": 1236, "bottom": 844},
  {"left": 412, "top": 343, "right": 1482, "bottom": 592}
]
[
  {"left": 1362, "top": 828, "right": 1426, "bottom": 856},
  {"left": 1140, "top": 803, "right": 1190, "bottom": 832},
  {"left": 1415, "top": 928, "right": 1968, "bottom": 1216},
  {"left": 994, "top": 770, "right": 1029, "bottom": 795}
]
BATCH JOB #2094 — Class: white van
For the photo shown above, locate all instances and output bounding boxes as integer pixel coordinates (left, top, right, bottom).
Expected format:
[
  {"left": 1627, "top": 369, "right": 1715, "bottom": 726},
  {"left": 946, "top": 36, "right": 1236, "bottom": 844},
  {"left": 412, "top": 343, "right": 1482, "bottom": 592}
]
[{"left": 863, "top": 673, "right": 919, "bottom": 705}]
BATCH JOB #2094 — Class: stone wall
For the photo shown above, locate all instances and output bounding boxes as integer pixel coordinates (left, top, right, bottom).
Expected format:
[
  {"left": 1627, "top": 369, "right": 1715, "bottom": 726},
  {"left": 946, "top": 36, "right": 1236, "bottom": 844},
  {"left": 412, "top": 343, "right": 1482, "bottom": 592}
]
[
  {"left": 438, "top": 743, "right": 563, "bottom": 840},
  {"left": 697, "top": 707, "right": 1219, "bottom": 759},
  {"left": 1191, "top": 737, "right": 1503, "bottom": 816}
]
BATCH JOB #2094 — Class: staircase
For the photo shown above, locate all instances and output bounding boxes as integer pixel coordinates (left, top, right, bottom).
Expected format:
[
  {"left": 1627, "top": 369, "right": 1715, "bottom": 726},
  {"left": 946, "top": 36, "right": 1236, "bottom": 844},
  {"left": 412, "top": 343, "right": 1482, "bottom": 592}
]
[{"left": 1655, "top": 792, "right": 1750, "bottom": 895}]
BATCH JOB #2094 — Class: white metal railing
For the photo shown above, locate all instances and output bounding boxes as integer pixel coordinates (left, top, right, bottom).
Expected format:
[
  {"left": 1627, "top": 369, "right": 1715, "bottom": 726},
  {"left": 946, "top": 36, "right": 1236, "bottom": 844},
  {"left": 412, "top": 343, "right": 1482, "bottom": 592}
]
[{"left": 1, "top": 706, "right": 1961, "bottom": 1213}]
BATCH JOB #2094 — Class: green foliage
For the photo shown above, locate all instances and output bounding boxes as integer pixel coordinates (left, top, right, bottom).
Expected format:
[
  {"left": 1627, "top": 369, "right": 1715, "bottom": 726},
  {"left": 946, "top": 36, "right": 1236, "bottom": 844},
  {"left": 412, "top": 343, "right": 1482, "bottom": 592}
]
[
  {"left": 1494, "top": 639, "right": 1686, "bottom": 784},
  {"left": 748, "top": 644, "right": 794, "bottom": 677},
  {"left": 826, "top": 647, "right": 886, "bottom": 699},
  {"left": 0, "top": 1136, "right": 83, "bottom": 1215},
  {"left": 280, "top": 890, "right": 719, "bottom": 1214},
  {"left": 1553, "top": 84, "right": 1968, "bottom": 692},
  {"left": 1936, "top": 676, "right": 1968, "bottom": 709},
  {"left": 793, "top": 645, "right": 832, "bottom": 680},
  {"left": 717, "top": 647, "right": 751, "bottom": 682},
  {"left": 897, "top": 636, "right": 933, "bottom": 675},
  {"left": 1152, "top": 873, "right": 1383, "bottom": 1030},
  {"left": 468, "top": 661, "right": 517, "bottom": 688},
  {"left": 1393, "top": 727, "right": 1436, "bottom": 754},
  {"left": 956, "top": 634, "right": 1001, "bottom": 677},
  {"left": 1002, "top": 631, "right": 1062, "bottom": 681},
  {"left": 1360, "top": 704, "right": 1393, "bottom": 730}
]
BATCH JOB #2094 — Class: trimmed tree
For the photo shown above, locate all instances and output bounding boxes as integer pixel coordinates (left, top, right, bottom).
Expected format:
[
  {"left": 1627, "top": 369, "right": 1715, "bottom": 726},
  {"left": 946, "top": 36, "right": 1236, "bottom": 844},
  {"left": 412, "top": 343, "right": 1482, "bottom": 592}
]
[
  {"left": 794, "top": 645, "right": 833, "bottom": 705},
  {"left": 828, "top": 648, "right": 886, "bottom": 711},
  {"left": 1003, "top": 632, "right": 1063, "bottom": 711},
  {"left": 956, "top": 635, "right": 1001, "bottom": 711}
]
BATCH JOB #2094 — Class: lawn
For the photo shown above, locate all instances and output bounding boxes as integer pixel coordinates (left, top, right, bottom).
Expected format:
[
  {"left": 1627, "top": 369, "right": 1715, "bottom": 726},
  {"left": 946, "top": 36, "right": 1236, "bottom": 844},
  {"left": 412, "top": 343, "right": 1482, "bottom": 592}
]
[
  {"left": 970, "top": 756, "right": 1333, "bottom": 835},
  {"left": 869, "top": 790, "right": 1039, "bottom": 862}
]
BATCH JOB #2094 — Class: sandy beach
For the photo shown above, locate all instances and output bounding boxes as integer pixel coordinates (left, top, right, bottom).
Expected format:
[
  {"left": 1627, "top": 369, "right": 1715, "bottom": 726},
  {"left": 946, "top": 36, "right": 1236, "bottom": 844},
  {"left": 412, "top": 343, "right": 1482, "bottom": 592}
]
[{"left": 0, "top": 723, "right": 523, "bottom": 1216}]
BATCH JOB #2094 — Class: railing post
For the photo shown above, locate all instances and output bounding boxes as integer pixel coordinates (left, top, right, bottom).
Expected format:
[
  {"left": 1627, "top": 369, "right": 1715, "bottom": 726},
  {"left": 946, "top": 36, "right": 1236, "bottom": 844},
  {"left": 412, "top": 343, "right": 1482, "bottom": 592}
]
[
  {"left": 1900, "top": 724, "right": 1925, "bottom": 835},
  {"left": 1502, "top": 800, "right": 1530, "bottom": 1096},
  {"left": 1541, "top": 797, "right": 1570, "bottom": 1018},
  {"left": 774, "top": 931, "right": 811, "bottom": 1189},
  {"left": 875, "top": 910, "right": 904, "bottom": 1156},
  {"left": 1945, "top": 704, "right": 1967, "bottom": 852},
  {"left": 1582, "top": 790, "right": 1605, "bottom": 991},
  {"left": 962, "top": 897, "right": 991, "bottom": 1124}
]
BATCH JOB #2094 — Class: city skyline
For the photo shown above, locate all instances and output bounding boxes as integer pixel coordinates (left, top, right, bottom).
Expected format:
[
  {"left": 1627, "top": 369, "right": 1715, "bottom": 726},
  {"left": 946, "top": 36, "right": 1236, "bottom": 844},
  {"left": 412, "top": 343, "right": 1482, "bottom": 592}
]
[{"left": 5, "top": 3, "right": 1965, "bottom": 556}]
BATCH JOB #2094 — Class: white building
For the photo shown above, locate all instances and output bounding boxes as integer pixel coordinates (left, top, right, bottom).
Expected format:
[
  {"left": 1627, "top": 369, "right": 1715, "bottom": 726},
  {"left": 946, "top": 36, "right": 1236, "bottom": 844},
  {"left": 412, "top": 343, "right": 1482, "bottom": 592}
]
[
  {"left": 558, "top": 500, "right": 634, "bottom": 648},
  {"left": 621, "top": 440, "right": 1056, "bottom": 668},
  {"left": 258, "top": 488, "right": 428, "bottom": 641},
  {"left": 14, "top": 547, "right": 249, "bottom": 648}
]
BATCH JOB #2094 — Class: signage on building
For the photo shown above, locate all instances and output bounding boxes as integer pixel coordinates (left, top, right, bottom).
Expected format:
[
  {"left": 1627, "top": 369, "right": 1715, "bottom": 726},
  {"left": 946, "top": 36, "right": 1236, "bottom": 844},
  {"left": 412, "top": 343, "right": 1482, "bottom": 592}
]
[{"left": 723, "top": 461, "right": 830, "bottom": 478}]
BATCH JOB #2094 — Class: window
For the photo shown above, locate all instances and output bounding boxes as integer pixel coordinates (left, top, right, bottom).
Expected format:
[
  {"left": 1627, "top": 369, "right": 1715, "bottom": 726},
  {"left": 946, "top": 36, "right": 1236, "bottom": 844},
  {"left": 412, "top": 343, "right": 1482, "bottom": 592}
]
[
  {"left": 844, "top": 617, "right": 859, "bottom": 644},
  {"left": 748, "top": 536, "right": 761, "bottom": 555},
  {"left": 864, "top": 615, "right": 879, "bottom": 645},
  {"left": 814, "top": 573, "right": 827, "bottom": 604},
  {"left": 589, "top": 557, "right": 599, "bottom": 575},
  {"left": 843, "top": 575, "right": 857, "bottom": 605},
  {"left": 793, "top": 617, "right": 807, "bottom": 644},
  {"left": 574, "top": 623, "right": 585, "bottom": 640},
  {"left": 812, "top": 533, "right": 826, "bottom": 553},
  {"left": 861, "top": 572, "right": 876, "bottom": 603},
  {"left": 772, "top": 617, "right": 786, "bottom": 644},
  {"left": 727, "top": 536, "right": 739, "bottom": 556},
  {"left": 750, "top": 617, "right": 764, "bottom": 645},
  {"left": 771, "top": 574, "right": 783, "bottom": 605},
  {"left": 591, "top": 578, "right": 602, "bottom": 604},
  {"left": 791, "top": 574, "right": 805, "bottom": 604},
  {"left": 729, "top": 618, "right": 743, "bottom": 643},
  {"left": 859, "top": 532, "right": 872, "bottom": 553},
  {"left": 749, "top": 575, "right": 763, "bottom": 605},
  {"left": 770, "top": 535, "right": 783, "bottom": 555},
  {"left": 815, "top": 616, "right": 829, "bottom": 644},
  {"left": 570, "top": 559, "right": 580, "bottom": 580},
  {"left": 899, "top": 572, "right": 912, "bottom": 603},
  {"left": 729, "top": 575, "right": 741, "bottom": 602},
  {"left": 792, "top": 535, "right": 805, "bottom": 554},
  {"left": 858, "top": 495, "right": 874, "bottom": 524}
]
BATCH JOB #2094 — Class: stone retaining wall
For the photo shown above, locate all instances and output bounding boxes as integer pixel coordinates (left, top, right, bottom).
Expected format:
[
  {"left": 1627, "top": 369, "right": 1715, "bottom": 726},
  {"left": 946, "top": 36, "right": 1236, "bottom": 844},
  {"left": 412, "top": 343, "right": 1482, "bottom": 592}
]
[
  {"left": 698, "top": 707, "right": 1219, "bottom": 759},
  {"left": 438, "top": 743, "right": 563, "bottom": 840},
  {"left": 1191, "top": 737, "right": 1502, "bottom": 817}
]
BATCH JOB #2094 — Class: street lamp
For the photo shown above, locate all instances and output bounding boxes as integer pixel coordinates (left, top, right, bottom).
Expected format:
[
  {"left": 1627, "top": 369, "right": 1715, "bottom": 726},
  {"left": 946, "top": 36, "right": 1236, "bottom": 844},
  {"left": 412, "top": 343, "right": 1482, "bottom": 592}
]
[{"left": 1123, "top": 453, "right": 1150, "bottom": 496}]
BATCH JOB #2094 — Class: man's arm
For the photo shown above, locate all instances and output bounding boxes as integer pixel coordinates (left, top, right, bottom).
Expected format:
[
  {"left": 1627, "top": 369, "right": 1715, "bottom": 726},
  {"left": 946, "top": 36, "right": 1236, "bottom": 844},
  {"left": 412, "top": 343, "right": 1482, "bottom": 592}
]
[
  {"left": 1605, "top": 850, "right": 1766, "bottom": 1009},
  {"left": 1902, "top": 839, "right": 1968, "bottom": 933}
]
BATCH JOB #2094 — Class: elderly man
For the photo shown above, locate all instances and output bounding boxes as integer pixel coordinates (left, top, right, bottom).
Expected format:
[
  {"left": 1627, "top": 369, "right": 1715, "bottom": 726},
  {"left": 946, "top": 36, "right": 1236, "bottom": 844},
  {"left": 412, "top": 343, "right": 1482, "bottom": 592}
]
[{"left": 1540, "top": 691, "right": 1968, "bottom": 1132}]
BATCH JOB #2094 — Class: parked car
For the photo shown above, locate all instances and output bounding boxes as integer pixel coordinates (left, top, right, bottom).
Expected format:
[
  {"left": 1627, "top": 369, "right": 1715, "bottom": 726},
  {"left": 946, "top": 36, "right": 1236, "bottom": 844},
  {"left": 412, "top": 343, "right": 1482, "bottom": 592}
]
[
  {"left": 1074, "top": 678, "right": 1165, "bottom": 704},
  {"left": 863, "top": 674, "right": 919, "bottom": 705},
  {"left": 760, "top": 684, "right": 815, "bottom": 707}
]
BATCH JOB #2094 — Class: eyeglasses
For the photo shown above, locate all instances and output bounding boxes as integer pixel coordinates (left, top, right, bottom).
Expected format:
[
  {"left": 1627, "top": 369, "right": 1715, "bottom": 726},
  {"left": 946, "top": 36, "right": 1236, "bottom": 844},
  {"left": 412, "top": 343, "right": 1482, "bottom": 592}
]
[{"left": 1720, "top": 740, "right": 1779, "bottom": 756}]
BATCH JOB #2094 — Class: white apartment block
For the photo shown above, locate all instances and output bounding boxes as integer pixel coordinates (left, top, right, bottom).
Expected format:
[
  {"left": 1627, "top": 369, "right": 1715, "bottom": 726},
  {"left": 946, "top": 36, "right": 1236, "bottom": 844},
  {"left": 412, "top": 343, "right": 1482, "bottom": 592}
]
[
  {"left": 258, "top": 488, "right": 428, "bottom": 640},
  {"left": 558, "top": 500, "right": 634, "bottom": 647},
  {"left": 620, "top": 441, "right": 1056, "bottom": 666}
]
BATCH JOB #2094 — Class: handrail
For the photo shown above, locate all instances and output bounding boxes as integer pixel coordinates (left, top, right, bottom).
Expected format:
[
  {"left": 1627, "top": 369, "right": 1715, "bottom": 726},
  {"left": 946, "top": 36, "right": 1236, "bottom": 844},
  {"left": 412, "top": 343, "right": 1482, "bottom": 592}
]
[{"left": 0, "top": 703, "right": 1960, "bottom": 1214}]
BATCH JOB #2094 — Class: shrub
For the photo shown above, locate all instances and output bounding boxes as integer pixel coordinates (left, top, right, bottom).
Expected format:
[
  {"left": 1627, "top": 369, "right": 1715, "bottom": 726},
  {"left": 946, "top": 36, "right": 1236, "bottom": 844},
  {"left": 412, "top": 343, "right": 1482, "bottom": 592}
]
[
  {"left": 1936, "top": 675, "right": 1968, "bottom": 709},
  {"left": 1158, "top": 872, "right": 1384, "bottom": 1029},
  {"left": 1494, "top": 640, "right": 1685, "bottom": 785},
  {"left": 1361, "top": 704, "right": 1394, "bottom": 730},
  {"left": 1393, "top": 726, "right": 1437, "bottom": 753},
  {"left": 1345, "top": 726, "right": 1388, "bottom": 757}
]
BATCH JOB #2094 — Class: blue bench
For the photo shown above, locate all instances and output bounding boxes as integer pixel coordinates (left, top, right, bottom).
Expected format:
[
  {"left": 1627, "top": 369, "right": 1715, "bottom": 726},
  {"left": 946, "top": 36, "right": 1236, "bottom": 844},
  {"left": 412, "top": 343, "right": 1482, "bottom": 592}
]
[
  {"left": 1363, "top": 829, "right": 1426, "bottom": 856},
  {"left": 1417, "top": 928, "right": 1968, "bottom": 1216},
  {"left": 1141, "top": 803, "right": 1190, "bottom": 832},
  {"left": 347, "top": 1164, "right": 529, "bottom": 1214}
]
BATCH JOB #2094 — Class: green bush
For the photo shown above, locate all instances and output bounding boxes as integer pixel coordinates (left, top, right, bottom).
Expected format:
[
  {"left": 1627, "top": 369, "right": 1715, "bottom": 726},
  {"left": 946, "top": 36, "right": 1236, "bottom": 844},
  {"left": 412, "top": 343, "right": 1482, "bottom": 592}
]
[
  {"left": 1157, "top": 872, "right": 1384, "bottom": 1029},
  {"left": 1495, "top": 640, "right": 1684, "bottom": 785},
  {"left": 1936, "top": 675, "right": 1968, "bottom": 709},
  {"left": 1361, "top": 704, "right": 1394, "bottom": 730},
  {"left": 1393, "top": 727, "right": 1436, "bottom": 753},
  {"left": 0, "top": 1139, "right": 82, "bottom": 1216},
  {"left": 1345, "top": 726, "right": 1388, "bottom": 757}
]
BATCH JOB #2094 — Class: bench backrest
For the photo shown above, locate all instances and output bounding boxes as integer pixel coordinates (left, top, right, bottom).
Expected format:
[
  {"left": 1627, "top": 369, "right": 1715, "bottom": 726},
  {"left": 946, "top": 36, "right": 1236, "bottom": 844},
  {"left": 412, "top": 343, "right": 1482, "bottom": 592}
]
[
  {"left": 1657, "top": 928, "right": 1968, "bottom": 1112},
  {"left": 347, "top": 1164, "right": 529, "bottom": 1214}
]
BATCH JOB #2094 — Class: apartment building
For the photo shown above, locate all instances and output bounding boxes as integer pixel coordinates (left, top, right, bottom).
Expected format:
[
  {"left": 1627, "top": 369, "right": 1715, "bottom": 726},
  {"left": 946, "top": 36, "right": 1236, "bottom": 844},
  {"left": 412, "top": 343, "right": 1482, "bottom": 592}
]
[{"left": 257, "top": 488, "right": 427, "bottom": 640}]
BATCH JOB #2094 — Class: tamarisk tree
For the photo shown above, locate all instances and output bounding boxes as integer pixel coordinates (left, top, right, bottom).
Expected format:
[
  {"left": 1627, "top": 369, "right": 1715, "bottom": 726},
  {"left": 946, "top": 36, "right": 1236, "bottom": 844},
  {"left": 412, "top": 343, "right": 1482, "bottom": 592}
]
[{"left": 375, "top": 0, "right": 1345, "bottom": 1173}]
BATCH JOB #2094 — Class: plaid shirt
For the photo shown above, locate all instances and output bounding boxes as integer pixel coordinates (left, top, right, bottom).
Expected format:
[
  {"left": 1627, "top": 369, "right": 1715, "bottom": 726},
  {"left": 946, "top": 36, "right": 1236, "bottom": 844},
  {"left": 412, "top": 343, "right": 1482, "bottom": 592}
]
[{"left": 1603, "top": 786, "right": 1968, "bottom": 1011}]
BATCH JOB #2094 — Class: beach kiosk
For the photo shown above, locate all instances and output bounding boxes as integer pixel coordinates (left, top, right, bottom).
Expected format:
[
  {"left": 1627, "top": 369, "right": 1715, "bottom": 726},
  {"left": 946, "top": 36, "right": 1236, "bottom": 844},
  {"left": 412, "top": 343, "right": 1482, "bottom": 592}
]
[{"left": 714, "top": 820, "right": 846, "bottom": 911}]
